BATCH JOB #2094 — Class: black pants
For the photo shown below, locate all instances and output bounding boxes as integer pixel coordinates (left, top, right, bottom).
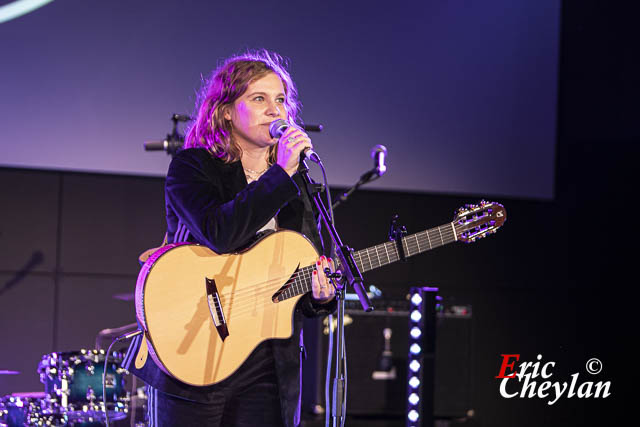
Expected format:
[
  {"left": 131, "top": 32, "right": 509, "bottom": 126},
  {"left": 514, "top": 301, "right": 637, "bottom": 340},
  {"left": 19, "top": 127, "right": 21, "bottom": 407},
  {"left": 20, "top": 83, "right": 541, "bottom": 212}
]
[{"left": 146, "top": 345, "right": 285, "bottom": 427}]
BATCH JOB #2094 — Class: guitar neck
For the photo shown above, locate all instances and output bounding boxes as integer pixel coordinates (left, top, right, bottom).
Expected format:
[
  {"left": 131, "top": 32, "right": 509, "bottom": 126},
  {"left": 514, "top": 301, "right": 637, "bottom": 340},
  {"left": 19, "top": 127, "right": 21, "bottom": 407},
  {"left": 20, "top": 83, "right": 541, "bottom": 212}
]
[
  {"left": 353, "top": 221, "right": 458, "bottom": 273},
  {"left": 278, "top": 222, "right": 458, "bottom": 301}
]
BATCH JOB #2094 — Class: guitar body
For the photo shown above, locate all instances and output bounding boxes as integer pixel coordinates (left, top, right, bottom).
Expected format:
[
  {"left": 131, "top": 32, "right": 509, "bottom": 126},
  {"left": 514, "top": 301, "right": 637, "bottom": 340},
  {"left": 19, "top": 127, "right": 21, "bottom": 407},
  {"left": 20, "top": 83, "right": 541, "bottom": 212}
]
[
  {"left": 135, "top": 230, "right": 319, "bottom": 386},
  {"left": 134, "top": 200, "right": 506, "bottom": 387}
]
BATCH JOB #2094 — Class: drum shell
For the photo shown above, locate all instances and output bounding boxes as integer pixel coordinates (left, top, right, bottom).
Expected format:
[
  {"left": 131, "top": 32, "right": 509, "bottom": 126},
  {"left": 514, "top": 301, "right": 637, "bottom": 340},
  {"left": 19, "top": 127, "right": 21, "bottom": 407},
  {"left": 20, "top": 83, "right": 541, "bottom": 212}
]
[
  {"left": 0, "top": 393, "right": 65, "bottom": 427},
  {"left": 37, "top": 349, "right": 129, "bottom": 419}
]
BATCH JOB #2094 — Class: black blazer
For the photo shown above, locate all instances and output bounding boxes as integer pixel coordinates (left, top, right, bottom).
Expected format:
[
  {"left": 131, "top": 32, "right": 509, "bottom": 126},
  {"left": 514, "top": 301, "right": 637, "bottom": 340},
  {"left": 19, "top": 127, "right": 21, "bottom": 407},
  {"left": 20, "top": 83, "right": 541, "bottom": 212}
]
[{"left": 125, "top": 148, "right": 334, "bottom": 427}]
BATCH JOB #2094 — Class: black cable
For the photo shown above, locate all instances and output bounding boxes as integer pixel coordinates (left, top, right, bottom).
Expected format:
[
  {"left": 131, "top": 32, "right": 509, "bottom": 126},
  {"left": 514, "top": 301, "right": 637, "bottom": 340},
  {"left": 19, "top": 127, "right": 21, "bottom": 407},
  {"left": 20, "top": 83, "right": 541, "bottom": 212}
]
[
  {"left": 325, "top": 314, "right": 334, "bottom": 427},
  {"left": 317, "top": 160, "right": 334, "bottom": 225},
  {"left": 103, "top": 330, "right": 143, "bottom": 427},
  {"left": 341, "top": 333, "right": 347, "bottom": 427}
]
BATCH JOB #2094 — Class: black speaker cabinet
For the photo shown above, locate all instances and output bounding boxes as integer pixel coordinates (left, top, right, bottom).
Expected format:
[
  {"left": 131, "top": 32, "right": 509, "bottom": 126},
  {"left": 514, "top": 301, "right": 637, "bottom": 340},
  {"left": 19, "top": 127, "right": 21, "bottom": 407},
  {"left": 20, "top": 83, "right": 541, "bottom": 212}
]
[
  {"left": 433, "top": 312, "right": 473, "bottom": 418},
  {"left": 302, "top": 305, "right": 473, "bottom": 419}
]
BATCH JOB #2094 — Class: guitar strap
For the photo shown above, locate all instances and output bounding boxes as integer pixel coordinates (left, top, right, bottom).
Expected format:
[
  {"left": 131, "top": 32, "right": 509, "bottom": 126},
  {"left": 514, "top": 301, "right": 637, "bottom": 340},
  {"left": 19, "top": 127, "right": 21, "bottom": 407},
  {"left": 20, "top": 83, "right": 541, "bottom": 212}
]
[
  {"left": 134, "top": 333, "right": 149, "bottom": 369},
  {"left": 137, "top": 233, "right": 168, "bottom": 264}
]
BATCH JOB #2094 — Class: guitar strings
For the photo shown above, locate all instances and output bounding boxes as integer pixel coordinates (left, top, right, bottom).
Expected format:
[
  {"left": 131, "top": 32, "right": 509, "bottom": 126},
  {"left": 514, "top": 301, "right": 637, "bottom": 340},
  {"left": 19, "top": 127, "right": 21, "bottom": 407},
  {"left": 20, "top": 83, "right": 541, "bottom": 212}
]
[
  {"left": 217, "top": 264, "right": 315, "bottom": 300},
  {"left": 222, "top": 246, "right": 404, "bottom": 317},
  {"left": 214, "top": 223, "right": 457, "bottom": 303},
  {"left": 217, "top": 269, "right": 316, "bottom": 318},
  {"left": 215, "top": 226, "right": 456, "bottom": 310},
  {"left": 218, "top": 259, "right": 361, "bottom": 317},
  {"left": 229, "top": 226, "right": 454, "bottom": 296},
  {"left": 208, "top": 224, "right": 456, "bottom": 316}
]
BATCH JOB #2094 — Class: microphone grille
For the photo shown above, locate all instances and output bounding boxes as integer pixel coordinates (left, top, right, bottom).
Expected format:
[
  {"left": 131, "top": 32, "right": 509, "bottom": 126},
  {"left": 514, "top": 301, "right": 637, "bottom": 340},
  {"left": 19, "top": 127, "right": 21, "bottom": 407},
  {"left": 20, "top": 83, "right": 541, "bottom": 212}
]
[
  {"left": 371, "top": 144, "right": 387, "bottom": 158},
  {"left": 269, "top": 119, "right": 289, "bottom": 138}
]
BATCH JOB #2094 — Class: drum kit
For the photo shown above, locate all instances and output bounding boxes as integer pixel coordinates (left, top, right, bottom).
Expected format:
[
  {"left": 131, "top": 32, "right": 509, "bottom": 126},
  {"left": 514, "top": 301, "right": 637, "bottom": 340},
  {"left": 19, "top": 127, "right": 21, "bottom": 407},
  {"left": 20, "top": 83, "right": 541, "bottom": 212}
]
[
  {"left": 1, "top": 245, "right": 159, "bottom": 427},
  {"left": 1, "top": 318, "right": 146, "bottom": 426}
]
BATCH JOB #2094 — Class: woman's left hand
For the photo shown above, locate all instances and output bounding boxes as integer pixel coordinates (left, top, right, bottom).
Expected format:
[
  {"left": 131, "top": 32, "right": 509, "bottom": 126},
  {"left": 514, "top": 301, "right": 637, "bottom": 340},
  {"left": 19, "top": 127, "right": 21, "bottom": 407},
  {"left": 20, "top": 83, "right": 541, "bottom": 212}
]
[{"left": 312, "top": 256, "right": 336, "bottom": 302}]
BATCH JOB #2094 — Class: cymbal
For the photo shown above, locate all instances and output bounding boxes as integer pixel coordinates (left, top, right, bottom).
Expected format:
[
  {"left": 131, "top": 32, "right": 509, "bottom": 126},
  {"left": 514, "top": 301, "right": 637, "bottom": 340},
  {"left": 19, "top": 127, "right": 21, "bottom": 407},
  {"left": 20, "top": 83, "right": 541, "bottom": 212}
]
[
  {"left": 112, "top": 292, "right": 134, "bottom": 301},
  {"left": 0, "top": 370, "right": 19, "bottom": 375},
  {"left": 9, "top": 392, "right": 44, "bottom": 398}
]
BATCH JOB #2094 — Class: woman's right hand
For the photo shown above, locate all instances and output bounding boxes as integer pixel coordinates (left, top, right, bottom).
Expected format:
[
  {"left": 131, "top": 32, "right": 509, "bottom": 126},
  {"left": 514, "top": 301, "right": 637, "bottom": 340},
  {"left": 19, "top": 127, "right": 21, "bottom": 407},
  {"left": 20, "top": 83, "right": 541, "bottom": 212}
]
[{"left": 276, "top": 126, "right": 312, "bottom": 176}]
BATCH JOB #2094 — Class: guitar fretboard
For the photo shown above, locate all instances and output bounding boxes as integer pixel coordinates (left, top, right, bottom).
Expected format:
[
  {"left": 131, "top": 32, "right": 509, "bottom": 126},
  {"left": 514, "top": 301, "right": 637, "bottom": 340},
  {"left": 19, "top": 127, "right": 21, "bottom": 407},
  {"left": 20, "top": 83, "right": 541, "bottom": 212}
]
[{"left": 276, "top": 222, "right": 458, "bottom": 302}]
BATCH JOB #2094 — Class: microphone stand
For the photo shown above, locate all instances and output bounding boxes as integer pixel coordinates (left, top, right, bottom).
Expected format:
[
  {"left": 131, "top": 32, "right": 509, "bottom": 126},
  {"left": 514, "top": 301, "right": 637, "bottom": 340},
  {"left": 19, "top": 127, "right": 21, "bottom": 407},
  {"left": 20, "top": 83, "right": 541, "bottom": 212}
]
[
  {"left": 332, "top": 169, "right": 380, "bottom": 210},
  {"left": 297, "top": 158, "right": 373, "bottom": 427},
  {"left": 165, "top": 114, "right": 185, "bottom": 157},
  {"left": 143, "top": 114, "right": 186, "bottom": 156}
]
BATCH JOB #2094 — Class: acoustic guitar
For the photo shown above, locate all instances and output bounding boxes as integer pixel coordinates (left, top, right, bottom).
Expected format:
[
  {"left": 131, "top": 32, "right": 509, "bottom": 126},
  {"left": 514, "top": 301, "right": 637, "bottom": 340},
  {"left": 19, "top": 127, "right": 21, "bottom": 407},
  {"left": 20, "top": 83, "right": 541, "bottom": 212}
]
[{"left": 134, "top": 201, "right": 506, "bottom": 386}]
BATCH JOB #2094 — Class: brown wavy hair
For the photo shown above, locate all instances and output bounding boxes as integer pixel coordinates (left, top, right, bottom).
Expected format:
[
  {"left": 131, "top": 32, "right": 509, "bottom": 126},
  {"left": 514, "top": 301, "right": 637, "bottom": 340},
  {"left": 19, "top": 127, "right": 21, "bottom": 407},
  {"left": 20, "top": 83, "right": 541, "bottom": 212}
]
[{"left": 183, "top": 50, "right": 301, "bottom": 163}]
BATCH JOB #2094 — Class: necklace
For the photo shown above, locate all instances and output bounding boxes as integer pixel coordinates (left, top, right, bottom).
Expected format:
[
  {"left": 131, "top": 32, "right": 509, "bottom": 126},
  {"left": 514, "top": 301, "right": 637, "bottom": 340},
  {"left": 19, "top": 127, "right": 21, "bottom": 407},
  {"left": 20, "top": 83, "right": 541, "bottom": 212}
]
[
  {"left": 243, "top": 165, "right": 269, "bottom": 175},
  {"left": 243, "top": 165, "right": 269, "bottom": 182}
]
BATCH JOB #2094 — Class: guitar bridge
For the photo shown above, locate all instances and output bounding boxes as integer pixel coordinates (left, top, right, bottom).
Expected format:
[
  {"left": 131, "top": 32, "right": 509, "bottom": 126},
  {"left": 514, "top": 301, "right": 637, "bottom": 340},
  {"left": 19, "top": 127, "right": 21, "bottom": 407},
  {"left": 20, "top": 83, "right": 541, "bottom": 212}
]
[{"left": 206, "top": 277, "right": 229, "bottom": 341}]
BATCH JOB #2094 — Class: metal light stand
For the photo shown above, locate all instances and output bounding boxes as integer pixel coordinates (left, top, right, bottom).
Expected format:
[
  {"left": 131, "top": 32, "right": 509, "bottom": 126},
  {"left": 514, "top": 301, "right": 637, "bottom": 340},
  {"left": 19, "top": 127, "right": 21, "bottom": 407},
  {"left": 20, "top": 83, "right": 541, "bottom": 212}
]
[{"left": 297, "top": 158, "right": 374, "bottom": 427}]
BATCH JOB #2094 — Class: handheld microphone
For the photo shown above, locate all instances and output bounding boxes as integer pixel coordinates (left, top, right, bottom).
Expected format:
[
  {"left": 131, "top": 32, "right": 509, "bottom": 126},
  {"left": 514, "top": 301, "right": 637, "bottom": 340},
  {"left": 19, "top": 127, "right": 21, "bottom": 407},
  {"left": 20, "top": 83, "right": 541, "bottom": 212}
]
[
  {"left": 269, "top": 119, "right": 321, "bottom": 163},
  {"left": 269, "top": 119, "right": 289, "bottom": 139},
  {"left": 371, "top": 145, "right": 387, "bottom": 177}
]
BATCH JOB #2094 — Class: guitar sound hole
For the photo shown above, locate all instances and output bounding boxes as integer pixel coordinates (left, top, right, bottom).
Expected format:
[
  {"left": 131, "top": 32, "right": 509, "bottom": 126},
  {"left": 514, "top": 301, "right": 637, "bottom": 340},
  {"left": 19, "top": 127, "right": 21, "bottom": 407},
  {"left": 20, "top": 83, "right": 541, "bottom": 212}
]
[{"left": 271, "top": 270, "right": 299, "bottom": 302}]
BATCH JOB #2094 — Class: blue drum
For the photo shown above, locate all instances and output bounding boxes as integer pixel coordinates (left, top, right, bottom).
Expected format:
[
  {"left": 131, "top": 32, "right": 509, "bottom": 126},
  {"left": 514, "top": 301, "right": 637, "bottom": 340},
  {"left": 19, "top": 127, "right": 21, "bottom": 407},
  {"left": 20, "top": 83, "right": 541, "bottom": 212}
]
[
  {"left": 38, "top": 349, "right": 129, "bottom": 422},
  {"left": 0, "top": 392, "right": 65, "bottom": 426}
]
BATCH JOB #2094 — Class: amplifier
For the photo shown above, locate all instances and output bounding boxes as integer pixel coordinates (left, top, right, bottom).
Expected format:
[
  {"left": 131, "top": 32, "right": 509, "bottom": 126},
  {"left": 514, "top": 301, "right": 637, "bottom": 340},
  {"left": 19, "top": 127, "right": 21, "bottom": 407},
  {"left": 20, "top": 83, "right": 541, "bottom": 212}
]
[{"left": 302, "top": 297, "right": 473, "bottom": 419}]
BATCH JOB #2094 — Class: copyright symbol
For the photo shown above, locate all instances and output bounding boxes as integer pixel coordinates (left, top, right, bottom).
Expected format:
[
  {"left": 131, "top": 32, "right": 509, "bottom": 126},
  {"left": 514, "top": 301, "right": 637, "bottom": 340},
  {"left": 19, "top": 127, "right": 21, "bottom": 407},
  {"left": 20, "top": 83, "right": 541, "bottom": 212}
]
[{"left": 586, "top": 358, "right": 602, "bottom": 374}]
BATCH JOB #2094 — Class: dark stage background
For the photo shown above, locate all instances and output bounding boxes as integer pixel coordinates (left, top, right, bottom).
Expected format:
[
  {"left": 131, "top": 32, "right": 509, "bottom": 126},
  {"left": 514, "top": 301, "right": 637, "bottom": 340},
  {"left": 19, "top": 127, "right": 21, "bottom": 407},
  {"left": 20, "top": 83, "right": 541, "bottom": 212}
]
[{"left": 0, "top": 1, "right": 637, "bottom": 426}]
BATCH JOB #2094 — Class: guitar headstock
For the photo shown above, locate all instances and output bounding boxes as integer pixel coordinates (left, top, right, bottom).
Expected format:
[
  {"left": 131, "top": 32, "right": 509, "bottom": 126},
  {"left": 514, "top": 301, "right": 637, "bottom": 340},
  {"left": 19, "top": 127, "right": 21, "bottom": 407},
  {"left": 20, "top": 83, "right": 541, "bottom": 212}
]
[{"left": 453, "top": 201, "right": 506, "bottom": 243}]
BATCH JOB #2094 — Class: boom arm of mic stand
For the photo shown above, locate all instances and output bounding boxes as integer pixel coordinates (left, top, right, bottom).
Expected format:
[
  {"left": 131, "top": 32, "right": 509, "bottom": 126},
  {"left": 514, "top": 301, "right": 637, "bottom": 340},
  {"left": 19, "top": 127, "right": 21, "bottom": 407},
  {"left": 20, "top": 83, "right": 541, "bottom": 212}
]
[
  {"left": 332, "top": 169, "right": 379, "bottom": 210},
  {"left": 298, "top": 159, "right": 373, "bottom": 312}
]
